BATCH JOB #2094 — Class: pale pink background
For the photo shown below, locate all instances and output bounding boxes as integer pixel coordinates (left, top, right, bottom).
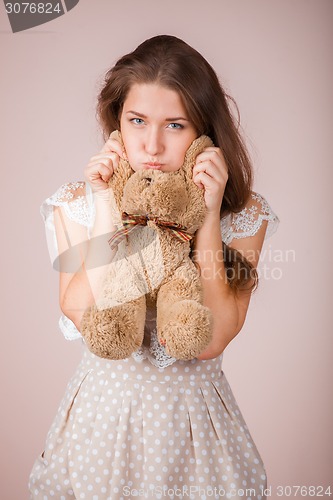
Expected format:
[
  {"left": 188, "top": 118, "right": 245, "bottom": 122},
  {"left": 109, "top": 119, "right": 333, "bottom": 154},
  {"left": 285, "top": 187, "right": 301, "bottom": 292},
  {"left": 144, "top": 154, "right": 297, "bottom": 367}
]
[{"left": 1, "top": 0, "right": 332, "bottom": 498}]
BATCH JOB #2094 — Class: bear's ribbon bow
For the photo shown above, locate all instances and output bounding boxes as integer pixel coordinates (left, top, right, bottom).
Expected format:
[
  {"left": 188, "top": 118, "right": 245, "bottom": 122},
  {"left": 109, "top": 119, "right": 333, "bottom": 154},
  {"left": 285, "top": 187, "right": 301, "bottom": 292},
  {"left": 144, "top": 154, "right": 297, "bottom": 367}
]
[{"left": 108, "top": 212, "right": 193, "bottom": 250}]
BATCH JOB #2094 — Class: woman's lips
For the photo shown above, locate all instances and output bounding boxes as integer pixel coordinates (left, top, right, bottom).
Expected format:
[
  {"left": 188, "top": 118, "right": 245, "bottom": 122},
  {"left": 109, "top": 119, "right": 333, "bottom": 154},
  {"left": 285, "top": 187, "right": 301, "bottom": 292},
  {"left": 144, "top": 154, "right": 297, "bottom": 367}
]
[{"left": 143, "top": 163, "right": 163, "bottom": 169}]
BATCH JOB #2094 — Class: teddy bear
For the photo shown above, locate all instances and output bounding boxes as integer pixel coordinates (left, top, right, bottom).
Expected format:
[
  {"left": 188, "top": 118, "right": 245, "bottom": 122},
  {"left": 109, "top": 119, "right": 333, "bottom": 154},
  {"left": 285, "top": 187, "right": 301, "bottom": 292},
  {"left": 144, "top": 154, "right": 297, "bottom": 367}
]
[{"left": 80, "top": 131, "right": 214, "bottom": 360}]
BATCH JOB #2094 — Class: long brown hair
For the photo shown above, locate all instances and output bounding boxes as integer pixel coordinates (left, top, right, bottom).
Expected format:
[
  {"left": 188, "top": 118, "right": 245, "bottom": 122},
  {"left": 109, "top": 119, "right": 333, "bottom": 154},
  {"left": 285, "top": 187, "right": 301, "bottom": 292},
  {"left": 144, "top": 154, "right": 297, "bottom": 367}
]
[{"left": 96, "top": 35, "right": 258, "bottom": 294}]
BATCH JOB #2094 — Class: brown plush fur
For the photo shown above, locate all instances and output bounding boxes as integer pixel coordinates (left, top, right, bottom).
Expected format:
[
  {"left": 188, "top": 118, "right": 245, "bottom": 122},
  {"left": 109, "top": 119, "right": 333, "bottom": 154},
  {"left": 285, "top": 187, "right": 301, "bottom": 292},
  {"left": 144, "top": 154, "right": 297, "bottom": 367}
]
[{"left": 80, "top": 131, "right": 214, "bottom": 360}]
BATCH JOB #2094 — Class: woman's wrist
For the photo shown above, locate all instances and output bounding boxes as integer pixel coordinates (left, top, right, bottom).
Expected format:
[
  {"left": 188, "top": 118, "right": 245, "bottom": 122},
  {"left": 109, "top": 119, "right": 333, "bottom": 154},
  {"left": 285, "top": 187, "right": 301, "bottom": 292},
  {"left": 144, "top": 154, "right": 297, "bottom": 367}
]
[
  {"left": 91, "top": 189, "right": 118, "bottom": 238},
  {"left": 196, "top": 210, "right": 221, "bottom": 239},
  {"left": 92, "top": 187, "right": 112, "bottom": 202},
  {"left": 192, "top": 209, "right": 225, "bottom": 280},
  {"left": 83, "top": 188, "right": 118, "bottom": 269},
  {"left": 203, "top": 209, "right": 221, "bottom": 223}
]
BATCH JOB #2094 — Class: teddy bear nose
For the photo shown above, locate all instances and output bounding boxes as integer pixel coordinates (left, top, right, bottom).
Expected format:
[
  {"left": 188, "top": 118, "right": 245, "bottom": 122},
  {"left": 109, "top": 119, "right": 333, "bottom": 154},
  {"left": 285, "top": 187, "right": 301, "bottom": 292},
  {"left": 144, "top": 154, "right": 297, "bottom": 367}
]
[{"left": 145, "top": 177, "right": 152, "bottom": 184}]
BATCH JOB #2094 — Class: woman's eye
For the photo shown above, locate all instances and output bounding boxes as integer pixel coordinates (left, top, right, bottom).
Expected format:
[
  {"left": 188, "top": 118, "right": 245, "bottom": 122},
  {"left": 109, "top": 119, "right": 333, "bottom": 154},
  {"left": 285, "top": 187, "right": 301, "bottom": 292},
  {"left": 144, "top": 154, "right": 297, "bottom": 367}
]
[
  {"left": 168, "top": 123, "right": 183, "bottom": 129},
  {"left": 130, "top": 118, "right": 144, "bottom": 125}
]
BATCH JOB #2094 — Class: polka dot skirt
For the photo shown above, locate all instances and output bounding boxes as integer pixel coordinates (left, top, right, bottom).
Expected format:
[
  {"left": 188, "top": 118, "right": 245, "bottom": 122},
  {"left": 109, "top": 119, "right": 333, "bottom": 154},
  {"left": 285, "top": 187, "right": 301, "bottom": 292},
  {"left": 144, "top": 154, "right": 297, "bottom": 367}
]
[{"left": 29, "top": 346, "right": 267, "bottom": 499}]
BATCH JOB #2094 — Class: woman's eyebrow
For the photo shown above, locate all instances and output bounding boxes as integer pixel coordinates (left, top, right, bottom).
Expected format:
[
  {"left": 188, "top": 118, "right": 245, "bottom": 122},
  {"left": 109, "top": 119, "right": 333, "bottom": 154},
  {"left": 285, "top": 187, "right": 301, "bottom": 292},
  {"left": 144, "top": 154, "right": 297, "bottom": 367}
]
[
  {"left": 126, "top": 110, "right": 189, "bottom": 121},
  {"left": 126, "top": 110, "right": 147, "bottom": 118},
  {"left": 165, "top": 116, "right": 189, "bottom": 121}
]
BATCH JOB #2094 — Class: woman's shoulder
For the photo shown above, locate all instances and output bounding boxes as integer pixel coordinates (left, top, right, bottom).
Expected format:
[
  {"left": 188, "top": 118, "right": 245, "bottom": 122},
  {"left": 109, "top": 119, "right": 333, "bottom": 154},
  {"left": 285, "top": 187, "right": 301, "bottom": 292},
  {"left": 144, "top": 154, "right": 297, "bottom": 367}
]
[
  {"left": 221, "top": 190, "right": 280, "bottom": 244},
  {"left": 40, "top": 180, "right": 94, "bottom": 228}
]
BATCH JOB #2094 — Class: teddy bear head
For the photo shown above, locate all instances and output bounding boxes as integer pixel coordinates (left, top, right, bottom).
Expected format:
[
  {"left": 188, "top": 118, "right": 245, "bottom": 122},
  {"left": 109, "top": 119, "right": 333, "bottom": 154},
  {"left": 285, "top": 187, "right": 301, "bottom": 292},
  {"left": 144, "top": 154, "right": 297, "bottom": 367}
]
[{"left": 109, "top": 131, "right": 214, "bottom": 234}]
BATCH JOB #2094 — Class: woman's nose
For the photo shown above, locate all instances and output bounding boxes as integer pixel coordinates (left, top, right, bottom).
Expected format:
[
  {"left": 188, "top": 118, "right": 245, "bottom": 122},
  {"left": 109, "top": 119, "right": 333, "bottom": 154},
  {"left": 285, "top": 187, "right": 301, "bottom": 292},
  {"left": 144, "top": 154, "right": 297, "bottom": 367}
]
[{"left": 144, "top": 129, "right": 164, "bottom": 157}]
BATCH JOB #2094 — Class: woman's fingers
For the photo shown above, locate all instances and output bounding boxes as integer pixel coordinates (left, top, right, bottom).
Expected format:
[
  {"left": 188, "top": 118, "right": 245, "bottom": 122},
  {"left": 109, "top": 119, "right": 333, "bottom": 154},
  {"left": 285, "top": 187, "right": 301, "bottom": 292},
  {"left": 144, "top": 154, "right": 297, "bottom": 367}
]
[
  {"left": 87, "top": 153, "right": 119, "bottom": 172},
  {"left": 89, "top": 152, "right": 120, "bottom": 161},
  {"left": 193, "top": 160, "right": 214, "bottom": 177},
  {"left": 193, "top": 147, "right": 228, "bottom": 185},
  {"left": 193, "top": 160, "right": 226, "bottom": 184},
  {"left": 100, "top": 137, "right": 127, "bottom": 159},
  {"left": 84, "top": 162, "right": 113, "bottom": 184},
  {"left": 84, "top": 135, "right": 127, "bottom": 193},
  {"left": 195, "top": 147, "right": 223, "bottom": 162},
  {"left": 193, "top": 168, "right": 220, "bottom": 191},
  {"left": 193, "top": 147, "right": 229, "bottom": 214}
]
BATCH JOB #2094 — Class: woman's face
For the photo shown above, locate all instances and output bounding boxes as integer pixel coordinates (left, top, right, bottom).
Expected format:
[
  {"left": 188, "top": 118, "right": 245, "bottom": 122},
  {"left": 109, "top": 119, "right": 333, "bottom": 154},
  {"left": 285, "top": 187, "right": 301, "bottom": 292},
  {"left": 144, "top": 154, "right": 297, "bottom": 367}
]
[{"left": 120, "top": 83, "right": 198, "bottom": 172}]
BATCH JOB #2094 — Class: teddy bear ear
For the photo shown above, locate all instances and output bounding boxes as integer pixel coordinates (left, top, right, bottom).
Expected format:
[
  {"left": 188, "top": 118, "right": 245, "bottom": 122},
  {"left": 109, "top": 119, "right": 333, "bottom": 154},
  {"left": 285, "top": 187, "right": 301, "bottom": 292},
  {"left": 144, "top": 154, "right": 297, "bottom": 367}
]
[
  {"left": 109, "top": 129, "right": 125, "bottom": 149},
  {"left": 181, "top": 135, "right": 214, "bottom": 178}
]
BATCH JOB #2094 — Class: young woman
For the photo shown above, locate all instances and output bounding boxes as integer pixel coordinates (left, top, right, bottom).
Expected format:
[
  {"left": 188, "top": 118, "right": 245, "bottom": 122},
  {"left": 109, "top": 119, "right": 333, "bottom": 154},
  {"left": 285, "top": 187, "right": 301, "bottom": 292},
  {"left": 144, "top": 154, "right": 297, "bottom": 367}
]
[{"left": 29, "top": 35, "right": 280, "bottom": 499}]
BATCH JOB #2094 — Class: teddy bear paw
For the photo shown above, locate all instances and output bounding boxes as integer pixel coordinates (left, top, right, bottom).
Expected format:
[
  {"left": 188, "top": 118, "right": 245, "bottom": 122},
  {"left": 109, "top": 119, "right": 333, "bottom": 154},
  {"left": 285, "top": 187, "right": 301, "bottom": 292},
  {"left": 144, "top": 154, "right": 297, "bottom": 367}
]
[
  {"left": 158, "top": 300, "right": 213, "bottom": 360},
  {"left": 80, "top": 300, "right": 146, "bottom": 360}
]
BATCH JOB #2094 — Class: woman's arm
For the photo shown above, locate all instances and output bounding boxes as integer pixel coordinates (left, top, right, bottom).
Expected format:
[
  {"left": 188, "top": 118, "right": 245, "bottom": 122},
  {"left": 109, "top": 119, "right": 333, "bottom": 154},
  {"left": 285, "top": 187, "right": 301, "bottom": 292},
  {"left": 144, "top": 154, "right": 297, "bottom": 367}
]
[
  {"left": 194, "top": 212, "right": 268, "bottom": 360},
  {"left": 56, "top": 191, "right": 117, "bottom": 331},
  {"left": 191, "top": 144, "right": 271, "bottom": 360},
  {"left": 58, "top": 134, "right": 125, "bottom": 331}
]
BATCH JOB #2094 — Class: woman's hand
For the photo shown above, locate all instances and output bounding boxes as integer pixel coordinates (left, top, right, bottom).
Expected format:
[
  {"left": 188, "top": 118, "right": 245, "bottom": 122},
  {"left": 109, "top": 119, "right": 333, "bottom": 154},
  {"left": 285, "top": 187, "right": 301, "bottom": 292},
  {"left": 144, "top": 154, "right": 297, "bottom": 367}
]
[
  {"left": 192, "top": 147, "right": 228, "bottom": 215},
  {"left": 84, "top": 134, "right": 127, "bottom": 193}
]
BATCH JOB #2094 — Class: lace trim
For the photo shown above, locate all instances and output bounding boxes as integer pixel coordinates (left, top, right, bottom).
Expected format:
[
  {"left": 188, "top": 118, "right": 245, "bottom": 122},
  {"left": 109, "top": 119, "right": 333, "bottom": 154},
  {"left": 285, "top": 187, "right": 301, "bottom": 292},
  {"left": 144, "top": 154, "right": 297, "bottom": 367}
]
[
  {"left": 131, "top": 327, "right": 178, "bottom": 368},
  {"left": 221, "top": 191, "right": 280, "bottom": 245},
  {"left": 58, "top": 313, "right": 177, "bottom": 367},
  {"left": 59, "top": 314, "right": 83, "bottom": 341}
]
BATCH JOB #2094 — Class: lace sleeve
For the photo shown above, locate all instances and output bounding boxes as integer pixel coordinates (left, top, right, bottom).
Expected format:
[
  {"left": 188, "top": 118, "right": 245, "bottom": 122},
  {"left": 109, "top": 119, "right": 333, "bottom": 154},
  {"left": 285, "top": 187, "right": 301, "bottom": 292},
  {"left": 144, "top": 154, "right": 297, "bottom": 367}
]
[
  {"left": 40, "top": 180, "right": 124, "bottom": 264},
  {"left": 40, "top": 181, "right": 95, "bottom": 264},
  {"left": 220, "top": 191, "right": 280, "bottom": 245},
  {"left": 40, "top": 181, "right": 94, "bottom": 341}
]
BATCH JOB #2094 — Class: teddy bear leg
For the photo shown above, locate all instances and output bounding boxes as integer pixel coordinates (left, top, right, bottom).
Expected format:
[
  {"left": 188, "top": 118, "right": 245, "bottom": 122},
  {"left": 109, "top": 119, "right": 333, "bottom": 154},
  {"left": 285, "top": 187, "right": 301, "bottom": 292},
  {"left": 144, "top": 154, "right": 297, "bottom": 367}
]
[
  {"left": 156, "top": 279, "right": 213, "bottom": 360},
  {"left": 80, "top": 295, "right": 146, "bottom": 360}
]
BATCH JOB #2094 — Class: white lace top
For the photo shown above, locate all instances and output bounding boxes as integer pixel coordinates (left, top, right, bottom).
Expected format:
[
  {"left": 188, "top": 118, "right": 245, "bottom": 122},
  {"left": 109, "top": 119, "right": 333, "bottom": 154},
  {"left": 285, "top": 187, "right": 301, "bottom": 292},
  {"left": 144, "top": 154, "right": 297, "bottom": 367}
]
[{"left": 40, "top": 181, "right": 280, "bottom": 368}]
